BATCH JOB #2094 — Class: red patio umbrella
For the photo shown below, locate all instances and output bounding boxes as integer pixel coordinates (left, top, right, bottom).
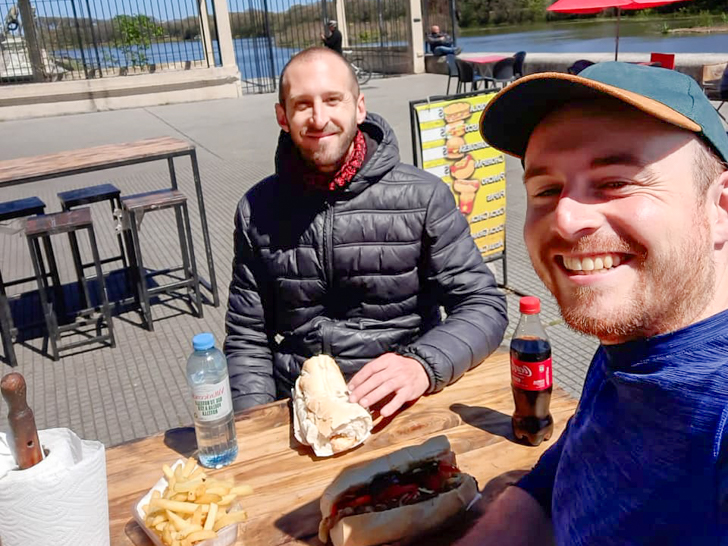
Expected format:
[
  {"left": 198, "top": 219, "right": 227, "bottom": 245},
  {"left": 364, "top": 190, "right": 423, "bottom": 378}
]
[{"left": 547, "top": 0, "right": 695, "bottom": 60}]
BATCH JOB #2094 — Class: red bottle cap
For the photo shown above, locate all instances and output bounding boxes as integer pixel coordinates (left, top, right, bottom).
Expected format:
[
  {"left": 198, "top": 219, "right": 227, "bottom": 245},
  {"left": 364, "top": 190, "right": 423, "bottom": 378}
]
[{"left": 519, "top": 296, "right": 541, "bottom": 314}]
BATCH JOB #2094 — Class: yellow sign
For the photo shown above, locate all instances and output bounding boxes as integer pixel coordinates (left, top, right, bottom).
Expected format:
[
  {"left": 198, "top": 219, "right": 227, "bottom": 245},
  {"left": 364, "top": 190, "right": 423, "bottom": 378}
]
[{"left": 414, "top": 93, "right": 506, "bottom": 259}]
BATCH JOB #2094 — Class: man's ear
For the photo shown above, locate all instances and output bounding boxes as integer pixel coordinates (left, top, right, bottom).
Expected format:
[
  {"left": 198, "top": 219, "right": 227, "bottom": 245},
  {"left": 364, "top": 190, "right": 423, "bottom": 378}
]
[
  {"left": 711, "top": 171, "right": 728, "bottom": 246},
  {"left": 356, "top": 94, "right": 367, "bottom": 125},
  {"left": 275, "top": 103, "right": 290, "bottom": 133}
]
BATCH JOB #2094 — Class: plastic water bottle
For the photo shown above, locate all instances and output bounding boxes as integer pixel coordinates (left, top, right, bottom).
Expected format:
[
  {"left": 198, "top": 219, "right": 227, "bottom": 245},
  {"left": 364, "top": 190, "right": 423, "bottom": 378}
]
[{"left": 186, "top": 333, "right": 238, "bottom": 468}]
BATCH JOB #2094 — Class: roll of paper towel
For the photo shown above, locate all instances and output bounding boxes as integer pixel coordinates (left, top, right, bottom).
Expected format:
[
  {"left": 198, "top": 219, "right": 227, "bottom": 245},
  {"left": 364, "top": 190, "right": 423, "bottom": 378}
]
[{"left": 0, "top": 428, "right": 110, "bottom": 546}]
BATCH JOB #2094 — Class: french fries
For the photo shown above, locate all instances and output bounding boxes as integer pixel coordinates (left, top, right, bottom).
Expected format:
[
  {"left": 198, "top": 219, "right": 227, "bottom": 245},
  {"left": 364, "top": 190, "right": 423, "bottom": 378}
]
[{"left": 141, "top": 458, "right": 253, "bottom": 546}]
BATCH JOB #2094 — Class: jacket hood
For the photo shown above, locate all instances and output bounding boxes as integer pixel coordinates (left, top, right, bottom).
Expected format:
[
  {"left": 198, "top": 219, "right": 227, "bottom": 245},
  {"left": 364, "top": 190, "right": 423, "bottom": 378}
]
[{"left": 274, "top": 112, "right": 401, "bottom": 195}]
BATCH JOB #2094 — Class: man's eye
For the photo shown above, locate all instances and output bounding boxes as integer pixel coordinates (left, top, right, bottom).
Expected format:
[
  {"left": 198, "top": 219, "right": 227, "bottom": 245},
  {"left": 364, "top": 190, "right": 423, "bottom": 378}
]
[
  {"left": 533, "top": 188, "right": 561, "bottom": 198},
  {"left": 327, "top": 97, "right": 341, "bottom": 105},
  {"left": 600, "top": 181, "right": 628, "bottom": 190},
  {"left": 295, "top": 103, "right": 311, "bottom": 111}
]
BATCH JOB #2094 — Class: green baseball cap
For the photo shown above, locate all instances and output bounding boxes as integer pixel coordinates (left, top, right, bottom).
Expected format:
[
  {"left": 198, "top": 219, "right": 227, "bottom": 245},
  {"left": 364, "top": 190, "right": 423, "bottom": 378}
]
[{"left": 479, "top": 61, "right": 728, "bottom": 163}]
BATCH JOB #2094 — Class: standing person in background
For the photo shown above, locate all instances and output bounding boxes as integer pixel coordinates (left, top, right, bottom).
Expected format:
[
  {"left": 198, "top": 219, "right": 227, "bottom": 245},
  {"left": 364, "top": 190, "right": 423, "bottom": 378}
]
[
  {"left": 426, "top": 25, "right": 461, "bottom": 56},
  {"left": 321, "top": 20, "right": 342, "bottom": 55},
  {"left": 224, "top": 47, "right": 507, "bottom": 417}
]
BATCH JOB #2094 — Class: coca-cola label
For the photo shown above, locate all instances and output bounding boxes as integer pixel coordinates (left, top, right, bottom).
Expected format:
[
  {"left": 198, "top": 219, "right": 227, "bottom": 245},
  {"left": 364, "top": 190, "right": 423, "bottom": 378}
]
[{"left": 510, "top": 357, "right": 552, "bottom": 391}]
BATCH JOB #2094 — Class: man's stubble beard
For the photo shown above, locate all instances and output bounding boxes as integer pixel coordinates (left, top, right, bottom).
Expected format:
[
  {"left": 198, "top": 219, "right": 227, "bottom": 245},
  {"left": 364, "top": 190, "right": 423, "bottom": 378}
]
[
  {"left": 302, "top": 120, "right": 358, "bottom": 172},
  {"left": 535, "top": 212, "right": 715, "bottom": 342}
]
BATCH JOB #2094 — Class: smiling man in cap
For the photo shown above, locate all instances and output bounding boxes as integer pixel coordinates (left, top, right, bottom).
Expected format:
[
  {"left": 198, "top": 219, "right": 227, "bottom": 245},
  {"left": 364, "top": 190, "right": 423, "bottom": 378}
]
[{"left": 457, "top": 63, "right": 728, "bottom": 545}]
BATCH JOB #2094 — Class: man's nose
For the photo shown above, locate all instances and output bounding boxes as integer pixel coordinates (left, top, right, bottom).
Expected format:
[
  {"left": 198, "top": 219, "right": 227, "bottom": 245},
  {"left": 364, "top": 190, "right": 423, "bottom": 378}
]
[
  {"left": 309, "top": 101, "right": 328, "bottom": 129},
  {"left": 552, "top": 194, "right": 602, "bottom": 241}
]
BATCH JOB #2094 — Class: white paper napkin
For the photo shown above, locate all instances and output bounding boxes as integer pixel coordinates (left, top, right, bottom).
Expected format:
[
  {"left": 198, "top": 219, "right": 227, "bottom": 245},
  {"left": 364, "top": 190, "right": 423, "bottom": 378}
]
[{"left": 0, "top": 428, "right": 110, "bottom": 546}]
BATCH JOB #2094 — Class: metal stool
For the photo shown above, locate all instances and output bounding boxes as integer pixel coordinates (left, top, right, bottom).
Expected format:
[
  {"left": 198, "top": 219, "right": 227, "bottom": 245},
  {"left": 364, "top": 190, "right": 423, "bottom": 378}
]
[
  {"left": 58, "top": 184, "right": 129, "bottom": 307},
  {"left": 0, "top": 197, "right": 48, "bottom": 367},
  {"left": 121, "top": 189, "right": 203, "bottom": 331},
  {"left": 25, "top": 208, "right": 115, "bottom": 361}
]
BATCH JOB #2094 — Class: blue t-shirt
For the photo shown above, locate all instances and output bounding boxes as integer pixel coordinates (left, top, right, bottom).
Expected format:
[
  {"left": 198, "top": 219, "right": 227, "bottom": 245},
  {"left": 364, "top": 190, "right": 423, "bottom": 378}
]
[{"left": 517, "top": 309, "right": 728, "bottom": 545}]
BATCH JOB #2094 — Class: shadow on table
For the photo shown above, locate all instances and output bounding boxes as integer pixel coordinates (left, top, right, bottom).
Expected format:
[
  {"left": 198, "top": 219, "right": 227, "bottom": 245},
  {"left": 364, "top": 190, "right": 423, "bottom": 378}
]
[
  {"left": 450, "top": 403, "right": 520, "bottom": 444},
  {"left": 163, "top": 426, "right": 197, "bottom": 458},
  {"left": 275, "top": 496, "right": 323, "bottom": 545},
  {"left": 124, "top": 519, "right": 154, "bottom": 546}
]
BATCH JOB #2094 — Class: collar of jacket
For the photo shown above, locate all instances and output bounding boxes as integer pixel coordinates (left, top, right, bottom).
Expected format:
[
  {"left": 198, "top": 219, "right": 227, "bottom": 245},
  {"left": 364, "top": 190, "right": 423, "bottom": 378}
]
[{"left": 274, "top": 112, "right": 401, "bottom": 197}]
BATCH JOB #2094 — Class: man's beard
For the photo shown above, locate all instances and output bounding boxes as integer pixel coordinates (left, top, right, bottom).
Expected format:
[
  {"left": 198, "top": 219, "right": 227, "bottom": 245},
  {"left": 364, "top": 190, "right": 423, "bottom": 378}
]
[
  {"left": 299, "top": 121, "right": 358, "bottom": 172},
  {"left": 534, "top": 213, "right": 715, "bottom": 341}
]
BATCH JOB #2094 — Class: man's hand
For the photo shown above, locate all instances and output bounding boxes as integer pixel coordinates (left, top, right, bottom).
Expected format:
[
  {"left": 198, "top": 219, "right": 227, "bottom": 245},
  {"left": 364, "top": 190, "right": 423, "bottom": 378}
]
[{"left": 347, "top": 354, "right": 430, "bottom": 417}]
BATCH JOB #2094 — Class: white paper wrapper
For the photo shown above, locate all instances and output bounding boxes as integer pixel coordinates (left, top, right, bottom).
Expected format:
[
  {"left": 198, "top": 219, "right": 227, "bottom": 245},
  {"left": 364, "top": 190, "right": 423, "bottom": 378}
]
[
  {"left": 133, "top": 459, "right": 239, "bottom": 546},
  {"left": 0, "top": 428, "right": 109, "bottom": 546},
  {"left": 292, "top": 383, "right": 372, "bottom": 458}
]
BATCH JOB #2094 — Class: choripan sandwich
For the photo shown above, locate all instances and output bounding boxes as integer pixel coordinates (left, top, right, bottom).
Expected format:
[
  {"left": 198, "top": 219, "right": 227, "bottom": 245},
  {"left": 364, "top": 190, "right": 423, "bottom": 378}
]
[
  {"left": 318, "top": 435, "right": 479, "bottom": 546},
  {"left": 293, "top": 355, "right": 373, "bottom": 457}
]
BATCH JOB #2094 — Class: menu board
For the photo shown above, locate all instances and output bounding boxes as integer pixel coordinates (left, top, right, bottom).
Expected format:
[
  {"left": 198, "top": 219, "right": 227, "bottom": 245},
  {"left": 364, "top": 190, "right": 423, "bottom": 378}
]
[{"left": 412, "top": 93, "right": 506, "bottom": 260}]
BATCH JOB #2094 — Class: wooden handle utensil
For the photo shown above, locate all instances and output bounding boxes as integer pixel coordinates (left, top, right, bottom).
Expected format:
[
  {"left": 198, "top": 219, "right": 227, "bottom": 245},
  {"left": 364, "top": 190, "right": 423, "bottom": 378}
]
[{"left": 1, "top": 372, "right": 43, "bottom": 470}]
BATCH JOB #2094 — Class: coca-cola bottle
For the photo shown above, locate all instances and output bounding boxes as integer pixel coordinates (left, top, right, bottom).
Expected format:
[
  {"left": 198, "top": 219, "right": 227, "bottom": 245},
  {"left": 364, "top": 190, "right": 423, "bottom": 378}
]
[{"left": 510, "top": 296, "right": 554, "bottom": 446}]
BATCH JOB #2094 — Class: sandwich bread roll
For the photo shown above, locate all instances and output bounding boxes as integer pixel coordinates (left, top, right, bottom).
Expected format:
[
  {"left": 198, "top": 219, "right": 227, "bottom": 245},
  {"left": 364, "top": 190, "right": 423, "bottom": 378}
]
[
  {"left": 293, "top": 355, "right": 372, "bottom": 457},
  {"left": 319, "top": 436, "right": 479, "bottom": 546}
]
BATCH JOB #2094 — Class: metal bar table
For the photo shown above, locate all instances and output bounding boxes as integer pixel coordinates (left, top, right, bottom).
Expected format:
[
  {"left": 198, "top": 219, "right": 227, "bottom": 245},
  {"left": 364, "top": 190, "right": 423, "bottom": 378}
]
[{"left": 0, "top": 136, "right": 220, "bottom": 307}]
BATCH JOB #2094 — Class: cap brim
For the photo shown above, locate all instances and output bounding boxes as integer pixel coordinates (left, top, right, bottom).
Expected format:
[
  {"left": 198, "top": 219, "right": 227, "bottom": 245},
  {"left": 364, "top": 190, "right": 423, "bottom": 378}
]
[{"left": 479, "top": 71, "right": 701, "bottom": 159}]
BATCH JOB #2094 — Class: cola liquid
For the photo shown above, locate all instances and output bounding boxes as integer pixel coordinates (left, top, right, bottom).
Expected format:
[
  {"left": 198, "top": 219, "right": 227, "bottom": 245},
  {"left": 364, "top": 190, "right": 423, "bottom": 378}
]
[{"left": 510, "top": 297, "right": 554, "bottom": 446}]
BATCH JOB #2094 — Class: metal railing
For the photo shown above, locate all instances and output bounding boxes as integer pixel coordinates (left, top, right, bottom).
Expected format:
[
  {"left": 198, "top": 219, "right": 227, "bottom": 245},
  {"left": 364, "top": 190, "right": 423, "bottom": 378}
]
[
  {"left": 0, "top": 0, "right": 424, "bottom": 92},
  {"left": 229, "top": 0, "right": 411, "bottom": 94},
  {"left": 0, "top": 0, "right": 212, "bottom": 84}
]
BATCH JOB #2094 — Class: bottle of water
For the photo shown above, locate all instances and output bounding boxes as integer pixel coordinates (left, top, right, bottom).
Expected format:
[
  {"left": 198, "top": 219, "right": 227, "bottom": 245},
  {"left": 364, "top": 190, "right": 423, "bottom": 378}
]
[{"left": 186, "top": 333, "right": 238, "bottom": 468}]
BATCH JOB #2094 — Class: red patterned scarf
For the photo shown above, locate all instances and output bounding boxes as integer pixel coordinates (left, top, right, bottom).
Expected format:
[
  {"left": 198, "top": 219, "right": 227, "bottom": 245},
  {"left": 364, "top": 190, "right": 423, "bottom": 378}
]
[{"left": 303, "top": 130, "right": 367, "bottom": 191}]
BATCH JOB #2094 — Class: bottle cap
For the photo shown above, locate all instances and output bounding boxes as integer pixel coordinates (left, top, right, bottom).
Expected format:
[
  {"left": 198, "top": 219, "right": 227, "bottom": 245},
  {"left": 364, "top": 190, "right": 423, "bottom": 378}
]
[
  {"left": 192, "top": 333, "right": 215, "bottom": 351},
  {"left": 519, "top": 296, "right": 541, "bottom": 314}
]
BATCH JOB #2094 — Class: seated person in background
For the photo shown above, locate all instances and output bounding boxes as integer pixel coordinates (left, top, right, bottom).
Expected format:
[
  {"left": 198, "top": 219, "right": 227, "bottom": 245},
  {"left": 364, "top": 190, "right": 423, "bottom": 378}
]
[
  {"left": 224, "top": 47, "right": 507, "bottom": 416},
  {"left": 426, "top": 25, "right": 461, "bottom": 56},
  {"left": 321, "top": 20, "right": 342, "bottom": 55}
]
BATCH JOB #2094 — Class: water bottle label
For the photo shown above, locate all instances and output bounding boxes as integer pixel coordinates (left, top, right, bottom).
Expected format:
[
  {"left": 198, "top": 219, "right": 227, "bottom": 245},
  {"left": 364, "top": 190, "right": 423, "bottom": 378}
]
[
  {"left": 511, "top": 357, "right": 552, "bottom": 391},
  {"left": 192, "top": 378, "right": 233, "bottom": 422}
]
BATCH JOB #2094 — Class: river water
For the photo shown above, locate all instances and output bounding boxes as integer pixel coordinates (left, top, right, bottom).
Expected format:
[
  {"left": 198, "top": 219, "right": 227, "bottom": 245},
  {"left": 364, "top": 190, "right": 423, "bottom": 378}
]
[
  {"left": 53, "top": 17, "right": 725, "bottom": 83},
  {"left": 458, "top": 17, "right": 727, "bottom": 53}
]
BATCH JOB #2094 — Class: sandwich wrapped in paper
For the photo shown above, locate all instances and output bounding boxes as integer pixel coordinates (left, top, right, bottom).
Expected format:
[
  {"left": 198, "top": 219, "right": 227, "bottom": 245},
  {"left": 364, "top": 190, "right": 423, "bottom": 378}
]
[
  {"left": 318, "top": 435, "right": 479, "bottom": 546},
  {"left": 293, "top": 355, "right": 373, "bottom": 457}
]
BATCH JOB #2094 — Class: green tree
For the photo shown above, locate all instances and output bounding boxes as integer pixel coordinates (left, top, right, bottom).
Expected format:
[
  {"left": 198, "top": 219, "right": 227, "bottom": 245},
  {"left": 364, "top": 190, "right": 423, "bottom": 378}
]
[{"left": 109, "top": 14, "right": 164, "bottom": 67}]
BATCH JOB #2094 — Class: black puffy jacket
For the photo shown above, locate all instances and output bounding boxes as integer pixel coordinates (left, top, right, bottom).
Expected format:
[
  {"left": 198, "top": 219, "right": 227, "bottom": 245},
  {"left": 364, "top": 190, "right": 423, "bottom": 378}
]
[{"left": 224, "top": 114, "right": 507, "bottom": 411}]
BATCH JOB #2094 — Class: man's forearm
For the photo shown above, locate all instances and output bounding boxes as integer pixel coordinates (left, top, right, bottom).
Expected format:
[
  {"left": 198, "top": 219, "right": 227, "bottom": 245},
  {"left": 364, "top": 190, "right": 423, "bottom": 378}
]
[{"left": 456, "top": 486, "right": 554, "bottom": 546}]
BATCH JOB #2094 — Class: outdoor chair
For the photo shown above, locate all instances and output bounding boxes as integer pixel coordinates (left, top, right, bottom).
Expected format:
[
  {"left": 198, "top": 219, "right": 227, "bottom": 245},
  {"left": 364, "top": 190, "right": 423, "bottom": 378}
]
[
  {"left": 513, "top": 51, "right": 527, "bottom": 78},
  {"left": 57, "top": 183, "right": 131, "bottom": 304},
  {"left": 481, "top": 57, "right": 517, "bottom": 90},
  {"left": 25, "top": 208, "right": 115, "bottom": 361},
  {"left": 0, "top": 197, "right": 48, "bottom": 367},
  {"left": 121, "top": 189, "right": 203, "bottom": 331},
  {"left": 568, "top": 59, "right": 595, "bottom": 75},
  {"left": 445, "top": 54, "right": 459, "bottom": 95},
  {"left": 455, "top": 58, "right": 485, "bottom": 92},
  {"left": 650, "top": 52, "right": 675, "bottom": 70}
]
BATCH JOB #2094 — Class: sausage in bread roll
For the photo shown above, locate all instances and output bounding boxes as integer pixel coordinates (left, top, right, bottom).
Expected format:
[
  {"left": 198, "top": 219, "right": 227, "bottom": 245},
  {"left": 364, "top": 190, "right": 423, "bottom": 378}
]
[{"left": 318, "top": 435, "right": 478, "bottom": 546}]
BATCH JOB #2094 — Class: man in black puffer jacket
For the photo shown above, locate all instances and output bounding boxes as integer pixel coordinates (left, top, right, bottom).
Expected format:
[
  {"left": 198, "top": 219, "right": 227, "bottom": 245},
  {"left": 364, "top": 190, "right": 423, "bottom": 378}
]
[{"left": 224, "top": 47, "right": 507, "bottom": 415}]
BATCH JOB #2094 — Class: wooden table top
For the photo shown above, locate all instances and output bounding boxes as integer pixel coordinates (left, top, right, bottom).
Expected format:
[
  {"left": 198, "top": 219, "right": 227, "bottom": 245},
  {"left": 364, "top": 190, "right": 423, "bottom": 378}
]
[
  {"left": 0, "top": 137, "right": 194, "bottom": 187},
  {"left": 107, "top": 350, "right": 577, "bottom": 546}
]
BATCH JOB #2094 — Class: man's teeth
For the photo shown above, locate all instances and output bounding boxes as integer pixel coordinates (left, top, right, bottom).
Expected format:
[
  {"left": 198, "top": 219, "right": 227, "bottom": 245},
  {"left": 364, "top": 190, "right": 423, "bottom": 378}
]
[{"left": 563, "top": 254, "right": 621, "bottom": 272}]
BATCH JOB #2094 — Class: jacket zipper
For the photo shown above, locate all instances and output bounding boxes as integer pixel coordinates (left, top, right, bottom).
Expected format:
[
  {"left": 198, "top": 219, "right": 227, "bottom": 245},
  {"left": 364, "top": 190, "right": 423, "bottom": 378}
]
[
  {"left": 322, "top": 200, "right": 334, "bottom": 356},
  {"left": 323, "top": 200, "right": 334, "bottom": 287}
]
